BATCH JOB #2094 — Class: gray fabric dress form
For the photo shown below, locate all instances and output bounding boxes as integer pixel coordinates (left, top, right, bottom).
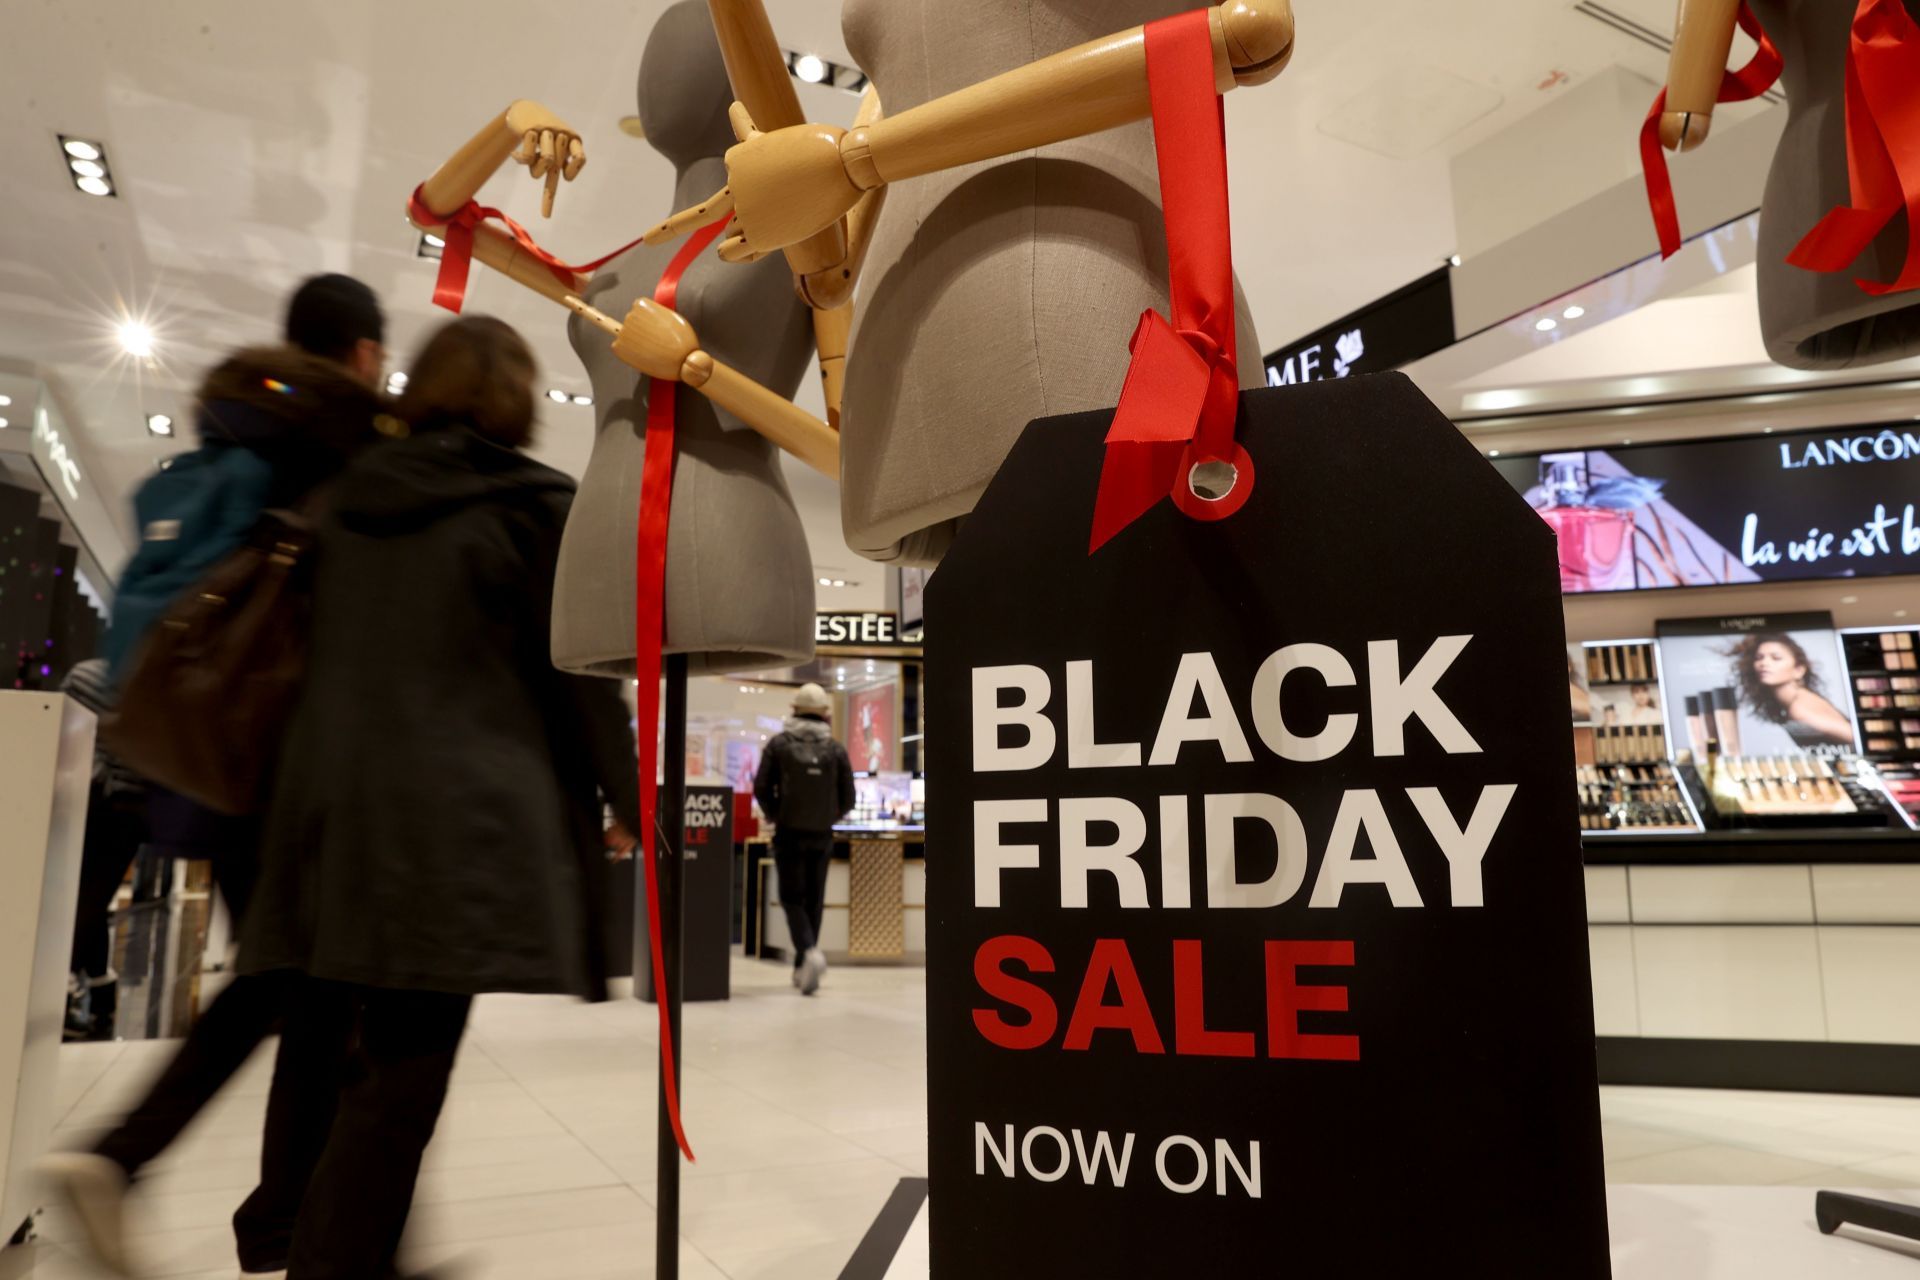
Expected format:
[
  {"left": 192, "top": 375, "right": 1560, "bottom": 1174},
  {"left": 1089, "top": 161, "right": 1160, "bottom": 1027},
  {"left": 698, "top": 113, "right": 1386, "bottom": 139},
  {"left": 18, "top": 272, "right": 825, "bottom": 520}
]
[
  {"left": 555, "top": 0, "right": 816, "bottom": 676},
  {"left": 839, "top": 0, "right": 1265, "bottom": 567},
  {"left": 1752, "top": 0, "right": 1920, "bottom": 368}
]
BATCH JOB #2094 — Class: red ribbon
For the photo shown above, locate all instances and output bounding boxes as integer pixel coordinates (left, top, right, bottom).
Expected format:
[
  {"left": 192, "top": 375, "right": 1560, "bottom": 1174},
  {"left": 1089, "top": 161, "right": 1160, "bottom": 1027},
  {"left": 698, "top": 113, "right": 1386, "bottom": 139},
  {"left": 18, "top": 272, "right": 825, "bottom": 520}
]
[
  {"left": 634, "top": 212, "right": 735, "bottom": 1163},
  {"left": 1784, "top": 0, "right": 1920, "bottom": 296},
  {"left": 1639, "top": 3, "right": 1782, "bottom": 261},
  {"left": 406, "top": 185, "right": 657, "bottom": 313},
  {"left": 1088, "top": 9, "right": 1244, "bottom": 554}
]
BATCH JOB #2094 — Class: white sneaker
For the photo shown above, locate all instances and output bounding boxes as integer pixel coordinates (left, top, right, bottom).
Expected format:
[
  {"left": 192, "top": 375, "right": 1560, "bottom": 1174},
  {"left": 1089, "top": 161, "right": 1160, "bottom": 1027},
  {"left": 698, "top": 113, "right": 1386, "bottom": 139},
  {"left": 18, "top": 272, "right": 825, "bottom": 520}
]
[
  {"left": 801, "top": 947, "right": 828, "bottom": 996},
  {"left": 37, "top": 1152, "right": 132, "bottom": 1276}
]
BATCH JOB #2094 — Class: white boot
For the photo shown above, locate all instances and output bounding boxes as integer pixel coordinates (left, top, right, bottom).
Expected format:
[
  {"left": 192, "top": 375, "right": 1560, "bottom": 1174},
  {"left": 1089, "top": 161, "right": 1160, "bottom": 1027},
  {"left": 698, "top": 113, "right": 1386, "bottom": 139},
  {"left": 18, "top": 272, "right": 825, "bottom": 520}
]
[
  {"left": 38, "top": 1152, "right": 132, "bottom": 1276},
  {"left": 801, "top": 947, "right": 828, "bottom": 996}
]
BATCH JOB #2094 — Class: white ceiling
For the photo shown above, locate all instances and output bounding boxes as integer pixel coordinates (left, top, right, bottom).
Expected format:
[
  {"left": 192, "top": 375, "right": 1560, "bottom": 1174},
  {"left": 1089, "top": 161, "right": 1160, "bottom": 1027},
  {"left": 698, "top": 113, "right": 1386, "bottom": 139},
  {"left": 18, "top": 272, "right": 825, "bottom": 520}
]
[{"left": 0, "top": 0, "right": 1695, "bottom": 584}]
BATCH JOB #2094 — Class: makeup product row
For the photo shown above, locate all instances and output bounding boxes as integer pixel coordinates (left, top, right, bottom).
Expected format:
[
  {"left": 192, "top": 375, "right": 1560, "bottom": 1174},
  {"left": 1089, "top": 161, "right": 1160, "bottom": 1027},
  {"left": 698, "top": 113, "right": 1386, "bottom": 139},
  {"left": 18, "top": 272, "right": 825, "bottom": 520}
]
[
  {"left": 1706, "top": 754, "right": 1858, "bottom": 815},
  {"left": 1575, "top": 763, "right": 1693, "bottom": 831},
  {"left": 1682, "top": 688, "right": 1744, "bottom": 759},
  {"left": 1870, "top": 630, "right": 1919, "bottom": 670},
  {"left": 1584, "top": 642, "right": 1655, "bottom": 685},
  {"left": 1850, "top": 633, "right": 1920, "bottom": 761},
  {"left": 1591, "top": 724, "right": 1667, "bottom": 764}
]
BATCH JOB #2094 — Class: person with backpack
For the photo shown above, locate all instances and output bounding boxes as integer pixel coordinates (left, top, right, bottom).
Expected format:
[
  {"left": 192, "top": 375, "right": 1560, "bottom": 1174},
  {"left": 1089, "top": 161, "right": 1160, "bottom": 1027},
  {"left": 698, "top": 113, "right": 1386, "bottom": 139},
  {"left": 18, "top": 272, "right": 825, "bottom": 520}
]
[
  {"left": 754, "top": 683, "right": 856, "bottom": 995},
  {"left": 235, "top": 315, "right": 642, "bottom": 1278},
  {"left": 41, "top": 274, "right": 388, "bottom": 1279}
]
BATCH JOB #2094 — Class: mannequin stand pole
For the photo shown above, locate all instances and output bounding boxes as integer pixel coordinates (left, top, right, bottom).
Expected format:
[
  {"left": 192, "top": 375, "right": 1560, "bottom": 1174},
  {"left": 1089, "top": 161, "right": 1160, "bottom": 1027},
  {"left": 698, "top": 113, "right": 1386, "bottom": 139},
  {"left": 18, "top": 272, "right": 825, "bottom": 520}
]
[{"left": 657, "top": 652, "right": 690, "bottom": 1280}]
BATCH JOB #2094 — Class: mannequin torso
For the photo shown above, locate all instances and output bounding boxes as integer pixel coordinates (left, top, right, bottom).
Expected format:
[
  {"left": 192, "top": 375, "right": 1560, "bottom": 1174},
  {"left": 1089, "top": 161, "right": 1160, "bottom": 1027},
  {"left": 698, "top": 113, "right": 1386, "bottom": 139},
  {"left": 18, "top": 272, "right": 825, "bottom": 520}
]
[
  {"left": 839, "top": 0, "right": 1265, "bottom": 566},
  {"left": 1751, "top": 0, "right": 1920, "bottom": 368},
  {"left": 554, "top": 2, "right": 817, "bottom": 675}
]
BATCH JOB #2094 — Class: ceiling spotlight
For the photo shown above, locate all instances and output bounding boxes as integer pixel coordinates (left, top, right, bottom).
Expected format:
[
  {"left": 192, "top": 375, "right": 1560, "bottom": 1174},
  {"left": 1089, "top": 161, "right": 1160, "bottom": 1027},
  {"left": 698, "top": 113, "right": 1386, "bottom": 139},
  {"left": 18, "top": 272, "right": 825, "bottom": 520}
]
[
  {"left": 1622, "top": 438, "right": 1633, "bottom": 445},
  {"left": 145, "top": 413, "right": 173, "bottom": 437},
  {"left": 571, "top": 393, "right": 592, "bottom": 406},
  {"left": 1448, "top": 254, "right": 1462, "bottom": 267},
  {"left": 794, "top": 54, "right": 828, "bottom": 83},
  {"left": 386, "top": 371, "right": 408, "bottom": 390},
  {"left": 416, "top": 233, "right": 444, "bottom": 260},
  {"left": 831, "top": 579, "right": 846, "bottom": 587},
  {"left": 117, "top": 320, "right": 155, "bottom": 359},
  {"left": 546, "top": 388, "right": 570, "bottom": 403},
  {"left": 1487, "top": 449, "right": 1501, "bottom": 457},
  {"left": 1534, "top": 317, "right": 1556, "bottom": 332},
  {"left": 1562, "top": 305, "right": 1585, "bottom": 320},
  {"left": 0, "top": 395, "right": 10, "bottom": 406},
  {"left": 60, "top": 136, "right": 115, "bottom": 197},
  {"left": 0, "top": 419, "right": 9, "bottom": 430},
  {"left": 1762, "top": 426, "right": 1773, "bottom": 434},
  {"left": 818, "top": 577, "right": 832, "bottom": 587}
]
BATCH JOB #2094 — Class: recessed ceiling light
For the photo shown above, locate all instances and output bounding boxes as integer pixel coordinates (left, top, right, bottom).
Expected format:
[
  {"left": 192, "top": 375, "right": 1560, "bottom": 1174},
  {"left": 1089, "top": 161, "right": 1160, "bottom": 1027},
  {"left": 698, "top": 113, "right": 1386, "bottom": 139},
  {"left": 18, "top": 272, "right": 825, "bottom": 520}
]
[
  {"left": 831, "top": 579, "right": 846, "bottom": 587},
  {"left": 1762, "top": 426, "right": 1772, "bottom": 434},
  {"left": 817, "top": 577, "right": 832, "bottom": 587},
  {"left": 145, "top": 413, "right": 173, "bottom": 437},
  {"left": 0, "top": 395, "right": 10, "bottom": 406},
  {"left": 1622, "top": 438, "right": 1633, "bottom": 445},
  {"left": 416, "top": 233, "right": 443, "bottom": 260},
  {"left": 1562, "top": 305, "right": 1585, "bottom": 320},
  {"left": 793, "top": 54, "right": 828, "bottom": 83},
  {"left": 60, "top": 136, "right": 115, "bottom": 197},
  {"left": 1534, "top": 317, "right": 1556, "bottom": 332},
  {"left": 117, "top": 320, "right": 155, "bottom": 359},
  {"left": 571, "top": 393, "right": 592, "bottom": 406},
  {"left": 1842, "top": 595, "right": 1859, "bottom": 605},
  {"left": 1448, "top": 254, "right": 1462, "bottom": 267},
  {"left": 546, "top": 388, "right": 569, "bottom": 403},
  {"left": 0, "top": 418, "right": 9, "bottom": 430},
  {"left": 1487, "top": 449, "right": 1501, "bottom": 457}
]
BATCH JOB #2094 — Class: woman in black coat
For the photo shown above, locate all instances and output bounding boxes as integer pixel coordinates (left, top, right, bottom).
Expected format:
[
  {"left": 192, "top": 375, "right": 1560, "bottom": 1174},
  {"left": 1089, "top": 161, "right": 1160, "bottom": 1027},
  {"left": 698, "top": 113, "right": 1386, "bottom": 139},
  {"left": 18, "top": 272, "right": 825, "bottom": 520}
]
[{"left": 240, "top": 315, "right": 641, "bottom": 1278}]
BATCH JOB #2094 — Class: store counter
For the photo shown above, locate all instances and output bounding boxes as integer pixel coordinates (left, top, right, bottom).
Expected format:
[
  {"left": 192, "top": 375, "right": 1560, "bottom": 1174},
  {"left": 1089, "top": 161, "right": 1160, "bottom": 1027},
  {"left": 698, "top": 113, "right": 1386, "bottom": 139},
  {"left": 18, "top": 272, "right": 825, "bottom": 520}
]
[
  {"left": 748, "top": 827, "right": 927, "bottom": 965},
  {"left": 1585, "top": 836, "right": 1920, "bottom": 1095}
]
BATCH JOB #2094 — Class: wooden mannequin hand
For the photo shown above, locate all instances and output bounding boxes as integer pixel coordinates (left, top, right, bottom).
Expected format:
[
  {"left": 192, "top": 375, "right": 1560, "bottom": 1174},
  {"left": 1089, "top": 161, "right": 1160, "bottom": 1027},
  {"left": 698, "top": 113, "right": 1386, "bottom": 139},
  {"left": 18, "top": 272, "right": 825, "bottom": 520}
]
[
  {"left": 643, "top": 103, "right": 864, "bottom": 259},
  {"left": 1658, "top": 112, "right": 1712, "bottom": 151},
  {"left": 610, "top": 298, "right": 701, "bottom": 382},
  {"left": 504, "top": 101, "right": 586, "bottom": 217}
]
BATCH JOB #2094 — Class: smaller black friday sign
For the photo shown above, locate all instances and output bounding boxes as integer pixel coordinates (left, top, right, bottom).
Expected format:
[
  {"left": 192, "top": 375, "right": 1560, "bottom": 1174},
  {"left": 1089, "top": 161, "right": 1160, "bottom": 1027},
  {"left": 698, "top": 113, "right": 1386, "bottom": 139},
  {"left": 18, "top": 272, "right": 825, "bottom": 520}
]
[{"left": 925, "top": 375, "right": 1610, "bottom": 1276}]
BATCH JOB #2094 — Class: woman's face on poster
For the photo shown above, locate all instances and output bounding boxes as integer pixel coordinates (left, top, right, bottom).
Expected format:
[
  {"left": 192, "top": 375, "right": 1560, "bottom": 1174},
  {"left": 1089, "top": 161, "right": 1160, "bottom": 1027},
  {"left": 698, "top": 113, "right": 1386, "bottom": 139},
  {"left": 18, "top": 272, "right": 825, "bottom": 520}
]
[{"left": 1752, "top": 640, "right": 1806, "bottom": 688}]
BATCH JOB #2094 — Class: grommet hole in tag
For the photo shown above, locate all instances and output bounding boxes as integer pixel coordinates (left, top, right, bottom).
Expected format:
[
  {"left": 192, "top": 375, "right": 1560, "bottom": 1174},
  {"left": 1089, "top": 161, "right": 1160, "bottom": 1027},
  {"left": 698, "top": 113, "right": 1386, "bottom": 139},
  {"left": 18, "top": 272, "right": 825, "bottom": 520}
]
[{"left": 1172, "top": 441, "right": 1254, "bottom": 523}]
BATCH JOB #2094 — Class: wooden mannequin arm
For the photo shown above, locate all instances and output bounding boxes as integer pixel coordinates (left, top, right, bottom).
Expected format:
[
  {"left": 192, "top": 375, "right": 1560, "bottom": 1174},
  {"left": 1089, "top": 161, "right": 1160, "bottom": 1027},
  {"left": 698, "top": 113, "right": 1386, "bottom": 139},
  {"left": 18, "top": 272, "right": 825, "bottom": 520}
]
[
  {"left": 413, "top": 100, "right": 585, "bottom": 228},
  {"left": 606, "top": 298, "right": 839, "bottom": 476},
  {"left": 798, "top": 88, "right": 888, "bottom": 312},
  {"left": 650, "top": 1, "right": 1292, "bottom": 256},
  {"left": 1660, "top": 0, "right": 1741, "bottom": 151}
]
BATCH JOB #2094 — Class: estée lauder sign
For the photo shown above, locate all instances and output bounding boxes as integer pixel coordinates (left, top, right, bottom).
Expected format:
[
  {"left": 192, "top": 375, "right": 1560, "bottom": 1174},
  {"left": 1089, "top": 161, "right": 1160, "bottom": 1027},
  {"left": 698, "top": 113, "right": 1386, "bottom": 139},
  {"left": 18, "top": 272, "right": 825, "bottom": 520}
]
[{"left": 926, "top": 374, "right": 1609, "bottom": 1276}]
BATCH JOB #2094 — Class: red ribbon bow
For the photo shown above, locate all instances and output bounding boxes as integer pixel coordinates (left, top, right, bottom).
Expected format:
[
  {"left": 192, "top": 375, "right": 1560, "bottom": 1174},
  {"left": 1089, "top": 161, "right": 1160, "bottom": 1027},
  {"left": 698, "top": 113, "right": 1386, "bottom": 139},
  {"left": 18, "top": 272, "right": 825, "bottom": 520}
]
[
  {"left": 1641, "top": 0, "right": 1920, "bottom": 298},
  {"left": 1784, "top": 0, "right": 1920, "bottom": 295},
  {"left": 1088, "top": 9, "right": 1246, "bottom": 555},
  {"left": 406, "top": 185, "right": 656, "bottom": 312}
]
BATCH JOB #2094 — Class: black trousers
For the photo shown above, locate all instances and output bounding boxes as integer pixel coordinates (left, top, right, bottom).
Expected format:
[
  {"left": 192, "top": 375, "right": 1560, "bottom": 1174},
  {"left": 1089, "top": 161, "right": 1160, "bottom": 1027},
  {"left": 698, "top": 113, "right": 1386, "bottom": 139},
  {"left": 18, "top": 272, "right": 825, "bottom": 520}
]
[
  {"left": 69, "top": 785, "right": 147, "bottom": 979},
  {"left": 93, "top": 971, "right": 356, "bottom": 1271},
  {"left": 774, "top": 830, "right": 833, "bottom": 962},
  {"left": 287, "top": 985, "right": 472, "bottom": 1280}
]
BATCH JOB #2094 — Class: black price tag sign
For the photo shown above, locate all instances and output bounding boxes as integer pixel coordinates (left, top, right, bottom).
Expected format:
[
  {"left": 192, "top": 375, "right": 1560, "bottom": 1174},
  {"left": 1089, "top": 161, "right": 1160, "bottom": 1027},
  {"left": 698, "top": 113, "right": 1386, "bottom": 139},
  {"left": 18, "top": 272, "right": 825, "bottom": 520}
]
[{"left": 925, "top": 375, "right": 1610, "bottom": 1276}]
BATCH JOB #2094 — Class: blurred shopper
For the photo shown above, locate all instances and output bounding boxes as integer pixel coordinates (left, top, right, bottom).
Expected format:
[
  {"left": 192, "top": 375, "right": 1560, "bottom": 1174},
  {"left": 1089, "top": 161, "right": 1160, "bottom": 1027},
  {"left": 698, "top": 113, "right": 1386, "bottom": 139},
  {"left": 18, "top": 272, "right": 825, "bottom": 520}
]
[
  {"left": 60, "top": 657, "right": 148, "bottom": 1041},
  {"left": 238, "top": 316, "right": 641, "bottom": 1278},
  {"left": 754, "top": 683, "right": 855, "bottom": 995},
  {"left": 41, "top": 274, "right": 387, "bottom": 1278}
]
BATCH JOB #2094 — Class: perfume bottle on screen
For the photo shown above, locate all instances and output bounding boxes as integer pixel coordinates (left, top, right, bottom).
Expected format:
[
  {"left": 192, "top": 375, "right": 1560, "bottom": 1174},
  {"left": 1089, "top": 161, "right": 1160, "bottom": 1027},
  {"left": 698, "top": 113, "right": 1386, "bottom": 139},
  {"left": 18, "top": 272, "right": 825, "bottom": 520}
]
[{"left": 1534, "top": 458, "right": 1636, "bottom": 593}]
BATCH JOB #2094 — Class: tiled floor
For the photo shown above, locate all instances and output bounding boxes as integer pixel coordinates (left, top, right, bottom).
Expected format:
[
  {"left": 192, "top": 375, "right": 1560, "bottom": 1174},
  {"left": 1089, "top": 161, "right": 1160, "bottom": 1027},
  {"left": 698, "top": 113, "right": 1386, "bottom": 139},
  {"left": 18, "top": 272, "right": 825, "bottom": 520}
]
[{"left": 9, "top": 957, "right": 1920, "bottom": 1278}]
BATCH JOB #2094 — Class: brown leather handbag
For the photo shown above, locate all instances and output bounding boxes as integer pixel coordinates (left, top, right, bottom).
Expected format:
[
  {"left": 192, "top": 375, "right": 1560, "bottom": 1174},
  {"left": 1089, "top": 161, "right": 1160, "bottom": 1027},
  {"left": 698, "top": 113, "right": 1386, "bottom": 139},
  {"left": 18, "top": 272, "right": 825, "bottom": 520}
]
[{"left": 101, "top": 508, "right": 316, "bottom": 816}]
